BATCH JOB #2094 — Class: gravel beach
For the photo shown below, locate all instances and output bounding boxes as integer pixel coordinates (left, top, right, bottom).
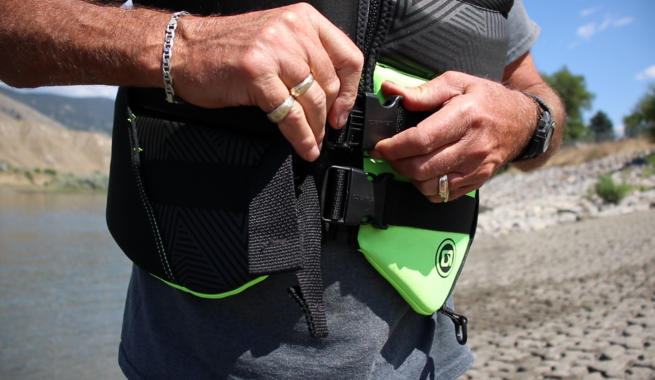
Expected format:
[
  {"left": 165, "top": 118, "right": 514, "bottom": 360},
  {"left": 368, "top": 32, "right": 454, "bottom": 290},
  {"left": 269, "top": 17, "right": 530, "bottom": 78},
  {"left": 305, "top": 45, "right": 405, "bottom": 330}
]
[{"left": 455, "top": 209, "right": 655, "bottom": 380}]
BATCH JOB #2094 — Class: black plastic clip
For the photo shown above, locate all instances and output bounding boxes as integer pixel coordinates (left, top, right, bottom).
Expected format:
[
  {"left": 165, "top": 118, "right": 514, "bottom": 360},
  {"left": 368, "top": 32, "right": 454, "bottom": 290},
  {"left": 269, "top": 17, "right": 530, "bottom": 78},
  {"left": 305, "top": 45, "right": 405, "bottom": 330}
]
[
  {"left": 320, "top": 166, "right": 394, "bottom": 229},
  {"left": 326, "top": 93, "right": 404, "bottom": 152},
  {"left": 438, "top": 306, "right": 468, "bottom": 345}
]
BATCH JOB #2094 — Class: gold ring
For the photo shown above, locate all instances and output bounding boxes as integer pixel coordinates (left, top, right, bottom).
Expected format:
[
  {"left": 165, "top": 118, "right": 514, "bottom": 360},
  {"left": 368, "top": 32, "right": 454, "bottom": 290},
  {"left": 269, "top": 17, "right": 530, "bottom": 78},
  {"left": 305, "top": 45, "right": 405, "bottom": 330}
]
[
  {"left": 439, "top": 175, "right": 449, "bottom": 203},
  {"left": 267, "top": 96, "right": 295, "bottom": 124},
  {"left": 290, "top": 74, "right": 314, "bottom": 98}
]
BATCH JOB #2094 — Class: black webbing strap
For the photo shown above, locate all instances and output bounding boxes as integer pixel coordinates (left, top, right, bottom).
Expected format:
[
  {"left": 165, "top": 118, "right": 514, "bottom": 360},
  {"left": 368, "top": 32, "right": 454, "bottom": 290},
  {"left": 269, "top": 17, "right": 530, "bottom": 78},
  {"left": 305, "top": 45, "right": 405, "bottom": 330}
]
[
  {"left": 320, "top": 165, "right": 477, "bottom": 234},
  {"left": 248, "top": 142, "right": 304, "bottom": 275},
  {"left": 288, "top": 175, "right": 328, "bottom": 338},
  {"left": 247, "top": 142, "right": 327, "bottom": 337},
  {"left": 383, "top": 181, "right": 478, "bottom": 234},
  {"left": 127, "top": 87, "right": 282, "bottom": 139}
]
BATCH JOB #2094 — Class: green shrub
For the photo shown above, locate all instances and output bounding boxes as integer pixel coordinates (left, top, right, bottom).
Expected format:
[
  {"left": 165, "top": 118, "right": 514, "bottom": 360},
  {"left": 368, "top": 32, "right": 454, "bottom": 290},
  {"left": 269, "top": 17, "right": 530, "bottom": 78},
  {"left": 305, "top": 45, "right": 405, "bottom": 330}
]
[
  {"left": 43, "top": 168, "right": 57, "bottom": 176},
  {"left": 646, "top": 153, "right": 655, "bottom": 168},
  {"left": 595, "top": 174, "right": 632, "bottom": 204}
]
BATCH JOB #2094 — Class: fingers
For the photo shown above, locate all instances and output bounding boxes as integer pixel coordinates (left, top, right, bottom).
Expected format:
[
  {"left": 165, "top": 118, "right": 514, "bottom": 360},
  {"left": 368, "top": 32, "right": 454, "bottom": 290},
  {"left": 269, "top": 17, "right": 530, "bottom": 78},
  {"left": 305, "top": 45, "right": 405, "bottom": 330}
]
[
  {"left": 410, "top": 169, "right": 487, "bottom": 203},
  {"left": 258, "top": 74, "right": 321, "bottom": 162},
  {"left": 265, "top": 4, "right": 363, "bottom": 158},
  {"left": 277, "top": 101, "right": 322, "bottom": 161},
  {"left": 314, "top": 15, "right": 363, "bottom": 128},
  {"left": 372, "top": 102, "right": 466, "bottom": 162},
  {"left": 380, "top": 73, "right": 466, "bottom": 112},
  {"left": 278, "top": 67, "right": 327, "bottom": 152}
]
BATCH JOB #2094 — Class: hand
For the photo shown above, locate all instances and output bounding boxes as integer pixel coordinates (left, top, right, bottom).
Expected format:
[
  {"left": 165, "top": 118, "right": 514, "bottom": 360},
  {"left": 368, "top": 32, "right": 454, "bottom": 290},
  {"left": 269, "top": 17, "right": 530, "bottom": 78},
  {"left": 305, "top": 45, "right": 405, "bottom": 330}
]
[
  {"left": 369, "top": 71, "right": 538, "bottom": 202},
  {"left": 171, "top": 3, "right": 363, "bottom": 161}
]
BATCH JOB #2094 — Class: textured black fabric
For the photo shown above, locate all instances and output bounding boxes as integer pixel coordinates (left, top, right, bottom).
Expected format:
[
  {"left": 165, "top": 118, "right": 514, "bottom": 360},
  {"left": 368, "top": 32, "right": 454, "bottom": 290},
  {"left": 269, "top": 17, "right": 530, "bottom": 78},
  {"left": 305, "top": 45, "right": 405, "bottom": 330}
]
[
  {"left": 356, "top": 0, "right": 370, "bottom": 50},
  {"left": 248, "top": 141, "right": 304, "bottom": 275},
  {"left": 288, "top": 175, "right": 328, "bottom": 338},
  {"left": 112, "top": 93, "right": 297, "bottom": 295},
  {"left": 128, "top": 88, "right": 281, "bottom": 140},
  {"left": 383, "top": 181, "right": 478, "bottom": 234},
  {"left": 106, "top": 90, "right": 172, "bottom": 283},
  {"left": 127, "top": 108, "right": 176, "bottom": 283},
  {"left": 458, "top": 0, "right": 513, "bottom": 14},
  {"left": 155, "top": 204, "right": 255, "bottom": 294},
  {"left": 362, "top": 0, "right": 394, "bottom": 93},
  {"left": 141, "top": 160, "right": 253, "bottom": 213},
  {"left": 132, "top": 0, "right": 360, "bottom": 41},
  {"left": 380, "top": 0, "right": 510, "bottom": 81}
]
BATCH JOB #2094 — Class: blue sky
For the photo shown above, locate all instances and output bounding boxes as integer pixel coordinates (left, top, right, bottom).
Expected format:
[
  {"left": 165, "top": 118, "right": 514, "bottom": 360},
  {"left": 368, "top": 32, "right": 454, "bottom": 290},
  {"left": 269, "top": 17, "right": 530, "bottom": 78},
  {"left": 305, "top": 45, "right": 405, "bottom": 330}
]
[
  {"left": 524, "top": 0, "right": 655, "bottom": 136},
  {"left": 2, "top": 0, "right": 654, "bottom": 136}
]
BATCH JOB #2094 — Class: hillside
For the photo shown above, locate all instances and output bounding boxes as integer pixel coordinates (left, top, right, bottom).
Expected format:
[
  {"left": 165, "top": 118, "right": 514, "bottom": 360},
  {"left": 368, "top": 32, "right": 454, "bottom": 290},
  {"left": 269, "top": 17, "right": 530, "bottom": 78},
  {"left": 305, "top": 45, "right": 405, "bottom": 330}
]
[
  {"left": 0, "top": 118, "right": 111, "bottom": 178},
  {"left": 0, "top": 92, "right": 69, "bottom": 131},
  {"left": 0, "top": 86, "right": 114, "bottom": 135}
]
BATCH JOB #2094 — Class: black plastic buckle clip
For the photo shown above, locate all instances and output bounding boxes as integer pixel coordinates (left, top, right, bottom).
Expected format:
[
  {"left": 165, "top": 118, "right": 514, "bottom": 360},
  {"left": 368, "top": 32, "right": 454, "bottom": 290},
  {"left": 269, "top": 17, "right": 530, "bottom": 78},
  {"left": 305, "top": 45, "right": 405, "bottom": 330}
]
[
  {"left": 320, "top": 165, "right": 394, "bottom": 229},
  {"left": 326, "top": 93, "right": 404, "bottom": 152}
]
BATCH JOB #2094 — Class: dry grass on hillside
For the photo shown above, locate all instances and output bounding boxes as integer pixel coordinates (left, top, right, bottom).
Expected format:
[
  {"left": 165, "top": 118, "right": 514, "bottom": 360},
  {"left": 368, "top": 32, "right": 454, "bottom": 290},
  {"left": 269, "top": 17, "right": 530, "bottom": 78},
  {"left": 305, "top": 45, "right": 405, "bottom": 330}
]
[
  {"left": 542, "top": 138, "right": 655, "bottom": 168},
  {"left": 0, "top": 118, "right": 111, "bottom": 175}
]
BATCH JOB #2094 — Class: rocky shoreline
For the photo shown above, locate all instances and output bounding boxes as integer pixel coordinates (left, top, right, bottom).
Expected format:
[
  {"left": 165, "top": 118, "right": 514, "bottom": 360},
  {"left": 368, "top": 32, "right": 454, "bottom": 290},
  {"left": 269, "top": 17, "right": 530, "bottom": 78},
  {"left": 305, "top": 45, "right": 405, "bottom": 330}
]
[
  {"left": 477, "top": 150, "right": 655, "bottom": 238},
  {"left": 455, "top": 150, "right": 655, "bottom": 380}
]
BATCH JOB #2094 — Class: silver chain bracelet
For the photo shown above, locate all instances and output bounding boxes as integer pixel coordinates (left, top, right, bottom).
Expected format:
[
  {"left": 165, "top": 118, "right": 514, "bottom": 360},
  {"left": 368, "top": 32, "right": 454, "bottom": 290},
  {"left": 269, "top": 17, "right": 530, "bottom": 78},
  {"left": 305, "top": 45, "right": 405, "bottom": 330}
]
[{"left": 162, "top": 11, "right": 190, "bottom": 103}]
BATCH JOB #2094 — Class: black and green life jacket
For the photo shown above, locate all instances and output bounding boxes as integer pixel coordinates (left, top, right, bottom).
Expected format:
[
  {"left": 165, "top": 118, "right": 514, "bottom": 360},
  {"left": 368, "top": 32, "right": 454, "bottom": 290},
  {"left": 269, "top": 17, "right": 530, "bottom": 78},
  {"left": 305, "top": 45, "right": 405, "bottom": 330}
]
[{"left": 106, "top": 0, "right": 514, "bottom": 341}]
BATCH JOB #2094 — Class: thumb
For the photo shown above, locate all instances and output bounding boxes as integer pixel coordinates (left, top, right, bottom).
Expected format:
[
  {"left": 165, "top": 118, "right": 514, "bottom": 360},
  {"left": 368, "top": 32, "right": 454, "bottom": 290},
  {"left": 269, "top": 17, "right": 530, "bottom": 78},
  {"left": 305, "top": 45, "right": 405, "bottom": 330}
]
[{"left": 380, "top": 78, "right": 461, "bottom": 112}]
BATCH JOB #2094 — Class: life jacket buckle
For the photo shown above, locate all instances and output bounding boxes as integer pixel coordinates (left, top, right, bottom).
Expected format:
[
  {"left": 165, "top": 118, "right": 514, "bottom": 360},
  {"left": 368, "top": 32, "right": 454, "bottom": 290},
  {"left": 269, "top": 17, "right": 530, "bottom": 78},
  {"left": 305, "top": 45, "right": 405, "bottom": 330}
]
[
  {"left": 326, "top": 93, "right": 404, "bottom": 152},
  {"left": 320, "top": 165, "right": 394, "bottom": 229}
]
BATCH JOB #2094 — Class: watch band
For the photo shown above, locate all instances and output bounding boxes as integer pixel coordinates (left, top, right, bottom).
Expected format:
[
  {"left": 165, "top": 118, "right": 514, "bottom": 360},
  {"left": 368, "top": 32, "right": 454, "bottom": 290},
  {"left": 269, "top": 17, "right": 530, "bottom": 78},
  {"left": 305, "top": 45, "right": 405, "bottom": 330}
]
[{"left": 511, "top": 91, "right": 556, "bottom": 163}]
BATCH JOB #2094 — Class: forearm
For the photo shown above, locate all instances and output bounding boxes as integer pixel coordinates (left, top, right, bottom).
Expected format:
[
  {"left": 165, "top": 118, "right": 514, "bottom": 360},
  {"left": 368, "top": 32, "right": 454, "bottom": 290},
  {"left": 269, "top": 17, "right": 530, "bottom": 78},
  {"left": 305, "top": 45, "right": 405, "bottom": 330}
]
[
  {"left": 503, "top": 52, "right": 565, "bottom": 171},
  {"left": 0, "top": 0, "right": 167, "bottom": 89}
]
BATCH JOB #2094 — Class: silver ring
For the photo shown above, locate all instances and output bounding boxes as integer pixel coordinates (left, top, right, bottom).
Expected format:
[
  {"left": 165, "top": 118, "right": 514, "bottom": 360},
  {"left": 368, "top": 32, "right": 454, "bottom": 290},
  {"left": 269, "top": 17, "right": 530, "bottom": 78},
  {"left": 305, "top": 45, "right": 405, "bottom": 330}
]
[
  {"left": 439, "top": 175, "right": 449, "bottom": 203},
  {"left": 290, "top": 74, "right": 314, "bottom": 98},
  {"left": 267, "top": 96, "right": 295, "bottom": 124}
]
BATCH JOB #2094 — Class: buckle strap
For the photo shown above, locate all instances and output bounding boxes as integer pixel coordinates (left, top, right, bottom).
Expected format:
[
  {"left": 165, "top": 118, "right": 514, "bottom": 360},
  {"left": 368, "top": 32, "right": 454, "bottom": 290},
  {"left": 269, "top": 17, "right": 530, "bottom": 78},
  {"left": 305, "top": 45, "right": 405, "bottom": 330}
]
[
  {"left": 288, "top": 174, "right": 328, "bottom": 338},
  {"left": 320, "top": 166, "right": 394, "bottom": 229},
  {"left": 383, "top": 181, "right": 478, "bottom": 234},
  {"left": 326, "top": 93, "right": 431, "bottom": 152},
  {"left": 321, "top": 165, "right": 479, "bottom": 234}
]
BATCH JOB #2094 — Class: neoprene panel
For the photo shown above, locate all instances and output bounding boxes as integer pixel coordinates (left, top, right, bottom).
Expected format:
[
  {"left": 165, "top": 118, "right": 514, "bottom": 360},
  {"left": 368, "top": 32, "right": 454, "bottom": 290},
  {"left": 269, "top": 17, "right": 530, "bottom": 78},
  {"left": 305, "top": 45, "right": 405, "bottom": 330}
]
[
  {"left": 380, "top": 0, "right": 511, "bottom": 80},
  {"left": 358, "top": 64, "right": 477, "bottom": 315}
]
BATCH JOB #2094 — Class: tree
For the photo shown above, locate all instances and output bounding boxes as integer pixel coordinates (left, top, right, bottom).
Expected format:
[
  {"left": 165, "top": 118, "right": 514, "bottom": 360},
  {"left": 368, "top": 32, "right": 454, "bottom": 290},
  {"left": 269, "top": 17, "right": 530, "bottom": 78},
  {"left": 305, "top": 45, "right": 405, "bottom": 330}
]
[
  {"left": 588, "top": 110, "right": 614, "bottom": 142},
  {"left": 624, "top": 85, "right": 655, "bottom": 141},
  {"left": 542, "top": 66, "right": 595, "bottom": 141}
]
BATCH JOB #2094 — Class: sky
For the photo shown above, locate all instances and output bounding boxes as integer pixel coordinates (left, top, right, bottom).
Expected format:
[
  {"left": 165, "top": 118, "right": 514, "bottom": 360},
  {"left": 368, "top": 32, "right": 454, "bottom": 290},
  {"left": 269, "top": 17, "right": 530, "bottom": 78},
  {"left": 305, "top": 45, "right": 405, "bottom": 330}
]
[
  {"left": 2, "top": 0, "right": 654, "bottom": 137},
  {"left": 523, "top": 0, "right": 655, "bottom": 136}
]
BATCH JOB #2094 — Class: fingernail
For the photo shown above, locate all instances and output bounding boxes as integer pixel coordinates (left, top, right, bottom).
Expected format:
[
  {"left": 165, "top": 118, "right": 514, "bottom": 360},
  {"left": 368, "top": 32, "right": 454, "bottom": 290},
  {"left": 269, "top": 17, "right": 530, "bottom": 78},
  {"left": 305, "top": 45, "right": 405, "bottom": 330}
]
[
  {"left": 307, "top": 145, "right": 320, "bottom": 162},
  {"left": 318, "top": 141, "right": 323, "bottom": 151},
  {"left": 368, "top": 150, "right": 381, "bottom": 159},
  {"left": 338, "top": 111, "right": 351, "bottom": 128}
]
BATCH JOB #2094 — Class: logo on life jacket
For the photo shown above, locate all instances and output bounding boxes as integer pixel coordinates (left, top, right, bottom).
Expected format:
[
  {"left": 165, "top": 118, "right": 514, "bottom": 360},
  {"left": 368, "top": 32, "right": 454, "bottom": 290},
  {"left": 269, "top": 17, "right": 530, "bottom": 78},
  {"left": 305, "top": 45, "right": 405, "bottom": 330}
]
[{"left": 435, "top": 239, "right": 456, "bottom": 278}]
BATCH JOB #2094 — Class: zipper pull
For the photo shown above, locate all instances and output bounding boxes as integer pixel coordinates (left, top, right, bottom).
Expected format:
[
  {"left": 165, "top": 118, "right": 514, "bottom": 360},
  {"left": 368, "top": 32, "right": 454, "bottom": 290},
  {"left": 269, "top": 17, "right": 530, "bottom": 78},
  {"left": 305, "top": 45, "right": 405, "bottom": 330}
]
[{"left": 438, "top": 306, "right": 468, "bottom": 345}]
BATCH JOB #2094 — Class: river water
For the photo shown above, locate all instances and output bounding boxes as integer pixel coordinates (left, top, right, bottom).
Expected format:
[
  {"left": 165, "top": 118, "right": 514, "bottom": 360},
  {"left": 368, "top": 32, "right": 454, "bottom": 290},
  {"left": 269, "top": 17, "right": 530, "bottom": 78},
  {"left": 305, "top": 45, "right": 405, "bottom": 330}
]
[{"left": 0, "top": 191, "right": 131, "bottom": 380}]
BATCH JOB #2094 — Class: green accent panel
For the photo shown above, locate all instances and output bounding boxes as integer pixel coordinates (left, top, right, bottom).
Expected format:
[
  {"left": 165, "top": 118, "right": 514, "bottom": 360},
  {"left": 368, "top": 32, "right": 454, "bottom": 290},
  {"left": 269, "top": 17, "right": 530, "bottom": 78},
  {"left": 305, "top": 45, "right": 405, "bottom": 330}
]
[
  {"left": 357, "top": 64, "right": 476, "bottom": 315},
  {"left": 368, "top": 63, "right": 477, "bottom": 199},
  {"left": 373, "top": 63, "right": 428, "bottom": 101},
  {"left": 363, "top": 153, "right": 411, "bottom": 182},
  {"left": 152, "top": 274, "right": 268, "bottom": 299},
  {"left": 362, "top": 153, "right": 477, "bottom": 199},
  {"left": 366, "top": 63, "right": 427, "bottom": 182},
  {"left": 358, "top": 225, "right": 469, "bottom": 315}
]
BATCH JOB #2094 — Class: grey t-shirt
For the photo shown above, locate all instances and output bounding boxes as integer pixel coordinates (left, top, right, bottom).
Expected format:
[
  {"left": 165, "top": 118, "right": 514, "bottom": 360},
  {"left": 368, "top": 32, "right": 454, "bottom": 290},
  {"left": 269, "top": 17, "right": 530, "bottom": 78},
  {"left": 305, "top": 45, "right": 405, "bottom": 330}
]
[{"left": 118, "top": 2, "right": 539, "bottom": 379}]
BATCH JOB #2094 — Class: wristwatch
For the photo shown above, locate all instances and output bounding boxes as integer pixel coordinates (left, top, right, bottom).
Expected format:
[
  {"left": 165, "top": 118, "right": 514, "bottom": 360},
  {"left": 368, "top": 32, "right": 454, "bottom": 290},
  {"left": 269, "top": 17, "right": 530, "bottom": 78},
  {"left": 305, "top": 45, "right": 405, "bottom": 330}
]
[{"left": 511, "top": 91, "right": 556, "bottom": 162}]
